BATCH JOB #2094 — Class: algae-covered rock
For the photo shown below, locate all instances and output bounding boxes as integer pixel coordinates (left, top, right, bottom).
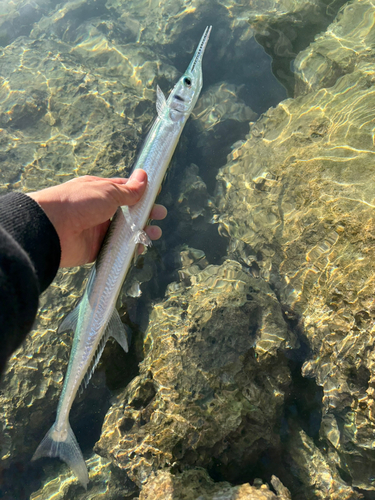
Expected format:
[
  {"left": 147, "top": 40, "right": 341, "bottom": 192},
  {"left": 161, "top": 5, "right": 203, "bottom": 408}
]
[
  {"left": 138, "top": 468, "right": 291, "bottom": 500},
  {"left": 286, "top": 427, "right": 363, "bottom": 500},
  {"left": 96, "top": 259, "right": 296, "bottom": 485},
  {"left": 215, "top": 0, "right": 375, "bottom": 491}
]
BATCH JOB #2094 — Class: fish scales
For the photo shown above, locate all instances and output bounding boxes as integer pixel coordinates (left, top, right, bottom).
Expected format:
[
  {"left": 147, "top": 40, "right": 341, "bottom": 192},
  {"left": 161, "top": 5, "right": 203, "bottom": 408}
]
[{"left": 32, "top": 26, "right": 212, "bottom": 488}]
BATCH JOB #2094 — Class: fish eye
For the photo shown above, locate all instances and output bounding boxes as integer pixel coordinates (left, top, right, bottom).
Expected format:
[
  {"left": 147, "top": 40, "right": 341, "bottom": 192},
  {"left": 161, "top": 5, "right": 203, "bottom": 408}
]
[{"left": 183, "top": 77, "right": 192, "bottom": 87}]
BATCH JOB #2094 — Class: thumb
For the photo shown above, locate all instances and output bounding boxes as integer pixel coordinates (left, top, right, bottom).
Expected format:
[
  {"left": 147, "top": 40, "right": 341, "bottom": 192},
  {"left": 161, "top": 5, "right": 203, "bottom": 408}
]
[{"left": 117, "top": 169, "right": 147, "bottom": 206}]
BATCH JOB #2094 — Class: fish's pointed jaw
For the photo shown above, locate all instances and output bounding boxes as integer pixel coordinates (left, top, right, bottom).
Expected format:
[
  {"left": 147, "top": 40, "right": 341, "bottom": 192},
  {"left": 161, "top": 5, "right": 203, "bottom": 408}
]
[
  {"left": 187, "top": 26, "right": 212, "bottom": 75},
  {"left": 167, "top": 26, "right": 212, "bottom": 114}
]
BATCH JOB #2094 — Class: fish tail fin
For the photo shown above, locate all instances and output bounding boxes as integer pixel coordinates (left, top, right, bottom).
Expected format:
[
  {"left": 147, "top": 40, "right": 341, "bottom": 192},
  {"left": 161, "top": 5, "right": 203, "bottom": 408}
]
[{"left": 32, "top": 422, "right": 89, "bottom": 489}]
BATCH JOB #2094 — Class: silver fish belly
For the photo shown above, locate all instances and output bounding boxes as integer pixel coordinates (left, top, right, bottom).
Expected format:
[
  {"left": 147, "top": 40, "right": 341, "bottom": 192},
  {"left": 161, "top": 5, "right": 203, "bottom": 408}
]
[{"left": 32, "top": 26, "right": 212, "bottom": 487}]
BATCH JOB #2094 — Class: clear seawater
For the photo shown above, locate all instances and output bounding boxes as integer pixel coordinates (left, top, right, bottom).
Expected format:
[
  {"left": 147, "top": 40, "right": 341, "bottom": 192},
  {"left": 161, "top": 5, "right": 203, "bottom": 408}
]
[{"left": 1, "top": 0, "right": 374, "bottom": 498}]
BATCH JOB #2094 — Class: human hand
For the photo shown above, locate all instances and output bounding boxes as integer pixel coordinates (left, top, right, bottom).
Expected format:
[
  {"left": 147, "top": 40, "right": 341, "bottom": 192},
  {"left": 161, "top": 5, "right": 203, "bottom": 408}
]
[{"left": 28, "top": 170, "right": 167, "bottom": 268}]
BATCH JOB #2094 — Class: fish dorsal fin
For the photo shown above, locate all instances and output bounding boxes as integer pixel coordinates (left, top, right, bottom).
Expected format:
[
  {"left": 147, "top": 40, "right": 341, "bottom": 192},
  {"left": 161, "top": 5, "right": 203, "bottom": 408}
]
[
  {"left": 156, "top": 85, "right": 167, "bottom": 117},
  {"left": 78, "top": 309, "right": 129, "bottom": 394},
  {"left": 58, "top": 266, "right": 97, "bottom": 334},
  {"left": 86, "top": 264, "right": 97, "bottom": 294}
]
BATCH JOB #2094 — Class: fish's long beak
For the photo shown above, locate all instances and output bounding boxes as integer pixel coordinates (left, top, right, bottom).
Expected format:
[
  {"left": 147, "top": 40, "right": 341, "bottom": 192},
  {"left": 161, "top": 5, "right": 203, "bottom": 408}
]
[{"left": 187, "top": 26, "right": 212, "bottom": 74}]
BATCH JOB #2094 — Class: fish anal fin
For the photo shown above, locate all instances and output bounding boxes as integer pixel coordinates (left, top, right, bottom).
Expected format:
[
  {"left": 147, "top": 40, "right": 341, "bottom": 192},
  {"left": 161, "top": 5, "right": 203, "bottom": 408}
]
[
  {"left": 156, "top": 85, "right": 167, "bottom": 117},
  {"left": 132, "top": 231, "right": 152, "bottom": 265},
  {"left": 77, "top": 309, "right": 129, "bottom": 395},
  {"left": 108, "top": 309, "right": 129, "bottom": 353}
]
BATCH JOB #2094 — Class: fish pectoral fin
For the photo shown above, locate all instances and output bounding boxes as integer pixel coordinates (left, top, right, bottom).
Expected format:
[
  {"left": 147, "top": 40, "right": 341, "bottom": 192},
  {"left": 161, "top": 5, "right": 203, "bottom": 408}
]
[
  {"left": 135, "top": 229, "right": 152, "bottom": 247},
  {"left": 156, "top": 85, "right": 167, "bottom": 117},
  {"left": 132, "top": 231, "right": 152, "bottom": 265},
  {"left": 57, "top": 303, "right": 80, "bottom": 333},
  {"left": 108, "top": 309, "right": 130, "bottom": 353},
  {"left": 121, "top": 205, "right": 152, "bottom": 248}
]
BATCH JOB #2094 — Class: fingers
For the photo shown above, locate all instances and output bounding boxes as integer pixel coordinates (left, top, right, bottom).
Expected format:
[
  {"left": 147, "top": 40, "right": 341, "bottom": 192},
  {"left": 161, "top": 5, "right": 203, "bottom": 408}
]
[
  {"left": 150, "top": 204, "right": 167, "bottom": 221},
  {"left": 97, "top": 174, "right": 167, "bottom": 219},
  {"left": 115, "top": 169, "right": 148, "bottom": 206},
  {"left": 145, "top": 225, "right": 162, "bottom": 241},
  {"left": 142, "top": 204, "right": 166, "bottom": 243}
]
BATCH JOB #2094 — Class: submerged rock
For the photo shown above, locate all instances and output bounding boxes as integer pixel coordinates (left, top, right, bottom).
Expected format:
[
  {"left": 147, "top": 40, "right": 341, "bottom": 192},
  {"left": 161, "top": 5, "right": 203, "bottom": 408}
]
[
  {"left": 246, "top": 0, "right": 349, "bottom": 94},
  {"left": 294, "top": 0, "right": 375, "bottom": 95},
  {"left": 30, "top": 454, "right": 138, "bottom": 500},
  {"left": 0, "top": 0, "right": 55, "bottom": 47},
  {"left": 138, "top": 468, "right": 291, "bottom": 500},
  {"left": 0, "top": 33, "right": 177, "bottom": 192},
  {"left": 215, "top": 0, "right": 375, "bottom": 492},
  {"left": 286, "top": 426, "right": 363, "bottom": 500},
  {"left": 96, "top": 259, "right": 296, "bottom": 485}
]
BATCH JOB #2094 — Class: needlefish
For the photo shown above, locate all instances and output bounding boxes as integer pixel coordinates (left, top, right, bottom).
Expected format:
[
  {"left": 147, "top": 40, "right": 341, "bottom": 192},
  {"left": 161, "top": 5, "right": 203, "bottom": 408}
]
[{"left": 32, "top": 26, "right": 212, "bottom": 488}]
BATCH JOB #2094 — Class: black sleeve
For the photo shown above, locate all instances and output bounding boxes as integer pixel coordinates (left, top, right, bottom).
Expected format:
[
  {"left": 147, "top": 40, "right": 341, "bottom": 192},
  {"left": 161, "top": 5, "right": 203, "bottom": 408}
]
[{"left": 0, "top": 192, "right": 61, "bottom": 375}]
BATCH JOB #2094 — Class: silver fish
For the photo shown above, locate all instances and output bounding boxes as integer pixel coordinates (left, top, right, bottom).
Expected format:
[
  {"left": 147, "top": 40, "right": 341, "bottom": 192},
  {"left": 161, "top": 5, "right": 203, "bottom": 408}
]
[{"left": 32, "top": 26, "right": 212, "bottom": 488}]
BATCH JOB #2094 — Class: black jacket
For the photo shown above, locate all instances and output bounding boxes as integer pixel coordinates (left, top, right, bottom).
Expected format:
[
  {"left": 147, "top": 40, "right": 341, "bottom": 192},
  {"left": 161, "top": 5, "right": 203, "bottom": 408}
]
[{"left": 0, "top": 192, "right": 61, "bottom": 375}]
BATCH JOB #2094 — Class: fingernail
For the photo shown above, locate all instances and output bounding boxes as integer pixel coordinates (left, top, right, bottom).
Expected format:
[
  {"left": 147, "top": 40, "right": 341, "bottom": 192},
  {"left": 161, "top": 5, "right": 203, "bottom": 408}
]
[{"left": 130, "top": 169, "right": 147, "bottom": 184}]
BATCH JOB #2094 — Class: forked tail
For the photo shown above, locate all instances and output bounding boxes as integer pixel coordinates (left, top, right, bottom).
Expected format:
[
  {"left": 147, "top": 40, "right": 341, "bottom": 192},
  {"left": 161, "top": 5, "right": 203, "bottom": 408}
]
[{"left": 32, "top": 421, "right": 89, "bottom": 489}]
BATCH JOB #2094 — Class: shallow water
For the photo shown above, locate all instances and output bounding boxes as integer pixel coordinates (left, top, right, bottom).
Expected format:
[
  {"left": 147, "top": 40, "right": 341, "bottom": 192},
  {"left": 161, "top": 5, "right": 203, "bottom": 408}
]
[{"left": 1, "top": 0, "right": 375, "bottom": 499}]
